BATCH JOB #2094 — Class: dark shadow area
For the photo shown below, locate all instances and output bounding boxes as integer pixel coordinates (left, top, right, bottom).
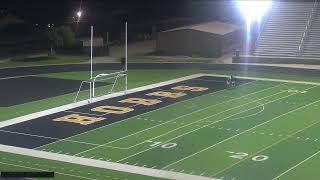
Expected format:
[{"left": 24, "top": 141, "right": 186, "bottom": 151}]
[{"left": 0, "top": 76, "right": 107, "bottom": 107}]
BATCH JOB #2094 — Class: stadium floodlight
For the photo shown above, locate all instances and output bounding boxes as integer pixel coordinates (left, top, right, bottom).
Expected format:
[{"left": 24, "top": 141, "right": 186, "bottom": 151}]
[
  {"left": 236, "top": 0, "right": 272, "bottom": 30},
  {"left": 77, "top": 11, "right": 82, "bottom": 19}
]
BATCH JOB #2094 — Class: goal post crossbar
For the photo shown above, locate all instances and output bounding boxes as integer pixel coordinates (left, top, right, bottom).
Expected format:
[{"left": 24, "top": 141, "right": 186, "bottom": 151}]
[
  {"left": 93, "top": 71, "right": 127, "bottom": 81},
  {"left": 73, "top": 71, "right": 127, "bottom": 103}
]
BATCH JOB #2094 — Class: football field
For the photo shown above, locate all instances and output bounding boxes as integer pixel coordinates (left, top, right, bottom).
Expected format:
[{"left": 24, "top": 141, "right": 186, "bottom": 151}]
[{"left": 1, "top": 74, "right": 320, "bottom": 180}]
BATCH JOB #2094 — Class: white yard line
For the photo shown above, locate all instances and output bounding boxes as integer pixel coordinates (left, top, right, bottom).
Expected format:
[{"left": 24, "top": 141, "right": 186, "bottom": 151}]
[
  {"left": 116, "top": 85, "right": 317, "bottom": 163},
  {"left": 0, "top": 161, "right": 97, "bottom": 180},
  {"left": 0, "top": 129, "right": 100, "bottom": 146},
  {"left": 162, "top": 88, "right": 320, "bottom": 170},
  {"left": 0, "top": 74, "right": 37, "bottom": 80},
  {"left": 272, "top": 150, "right": 320, "bottom": 179},
  {"left": 74, "top": 83, "right": 286, "bottom": 155},
  {"left": 0, "top": 144, "right": 216, "bottom": 180}
]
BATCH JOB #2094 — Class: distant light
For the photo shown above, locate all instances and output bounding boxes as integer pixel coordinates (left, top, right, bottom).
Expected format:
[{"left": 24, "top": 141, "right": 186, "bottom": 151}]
[
  {"left": 236, "top": 1, "right": 272, "bottom": 29},
  {"left": 77, "top": 11, "right": 82, "bottom": 18},
  {"left": 47, "top": 24, "right": 51, "bottom": 28}
]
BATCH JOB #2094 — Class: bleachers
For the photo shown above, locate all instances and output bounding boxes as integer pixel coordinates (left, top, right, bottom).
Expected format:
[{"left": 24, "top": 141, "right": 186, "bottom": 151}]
[
  {"left": 253, "top": 2, "right": 314, "bottom": 57},
  {"left": 302, "top": 5, "right": 320, "bottom": 58}
]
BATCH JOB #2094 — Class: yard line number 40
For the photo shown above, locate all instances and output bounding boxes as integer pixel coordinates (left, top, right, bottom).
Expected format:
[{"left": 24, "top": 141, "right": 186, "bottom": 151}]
[
  {"left": 286, "top": 89, "right": 307, "bottom": 94},
  {"left": 226, "top": 151, "right": 269, "bottom": 162},
  {"left": 146, "top": 140, "right": 177, "bottom": 149}
]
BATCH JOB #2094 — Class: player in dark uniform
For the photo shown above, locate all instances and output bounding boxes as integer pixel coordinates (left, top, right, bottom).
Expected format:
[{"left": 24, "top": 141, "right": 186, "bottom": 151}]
[
  {"left": 226, "top": 75, "right": 236, "bottom": 88},
  {"left": 230, "top": 75, "right": 236, "bottom": 88}
]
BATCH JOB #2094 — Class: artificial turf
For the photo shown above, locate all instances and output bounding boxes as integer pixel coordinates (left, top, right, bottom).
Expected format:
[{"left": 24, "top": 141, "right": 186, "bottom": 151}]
[
  {"left": 3, "top": 70, "right": 320, "bottom": 180},
  {"left": 0, "top": 151, "right": 164, "bottom": 180},
  {"left": 31, "top": 76, "right": 320, "bottom": 179}
]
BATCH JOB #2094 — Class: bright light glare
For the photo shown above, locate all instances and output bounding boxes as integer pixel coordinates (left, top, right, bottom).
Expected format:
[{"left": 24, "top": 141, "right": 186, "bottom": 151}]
[
  {"left": 77, "top": 11, "right": 82, "bottom": 18},
  {"left": 236, "top": 1, "right": 272, "bottom": 26}
]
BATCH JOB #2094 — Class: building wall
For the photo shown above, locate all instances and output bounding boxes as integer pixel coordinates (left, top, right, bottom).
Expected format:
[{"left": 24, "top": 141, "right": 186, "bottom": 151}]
[
  {"left": 156, "top": 29, "right": 242, "bottom": 58},
  {"left": 221, "top": 30, "right": 243, "bottom": 54},
  {"left": 156, "top": 29, "right": 221, "bottom": 58}
]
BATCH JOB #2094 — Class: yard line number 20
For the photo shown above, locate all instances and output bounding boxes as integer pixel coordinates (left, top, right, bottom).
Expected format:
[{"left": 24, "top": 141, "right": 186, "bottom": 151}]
[{"left": 226, "top": 151, "right": 269, "bottom": 162}]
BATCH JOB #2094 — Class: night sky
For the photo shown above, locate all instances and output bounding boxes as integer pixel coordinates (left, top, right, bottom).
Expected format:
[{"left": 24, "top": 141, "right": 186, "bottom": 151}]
[
  {"left": 1, "top": 0, "right": 241, "bottom": 24},
  {"left": 1, "top": 0, "right": 245, "bottom": 40}
]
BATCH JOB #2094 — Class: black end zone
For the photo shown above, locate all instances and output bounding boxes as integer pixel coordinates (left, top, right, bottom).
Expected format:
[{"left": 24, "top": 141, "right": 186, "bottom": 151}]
[
  {"left": 0, "top": 76, "right": 107, "bottom": 107},
  {"left": 0, "top": 76, "right": 254, "bottom": 148}
]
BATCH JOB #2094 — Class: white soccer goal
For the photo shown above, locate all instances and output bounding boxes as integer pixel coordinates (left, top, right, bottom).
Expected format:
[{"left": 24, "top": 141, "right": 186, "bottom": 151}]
[{"left": 74, "top": 23, "right": 128, "bottom": 103}]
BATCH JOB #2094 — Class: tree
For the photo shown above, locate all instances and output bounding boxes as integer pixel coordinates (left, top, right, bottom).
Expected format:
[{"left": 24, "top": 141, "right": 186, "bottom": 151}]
[
  {"left": 58, "top": 26, "right": 75, "bottom": 48},
  {"left": 47, "top": 28, "right": 63, "bottom": 55},
  {"left": 46, "top": 26, "right": 75, "bottom": 55}
]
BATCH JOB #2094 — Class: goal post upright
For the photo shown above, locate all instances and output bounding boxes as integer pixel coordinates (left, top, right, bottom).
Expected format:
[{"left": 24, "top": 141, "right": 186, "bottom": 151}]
[
  {"left": 75, "top": 23, "right": 127, "bottom": 103},
  {"left": 125, "top": 21, "right": 128, "bottom": 94},
  {"left": 90, "top": 25, "right": 94, "bottom": 103}
]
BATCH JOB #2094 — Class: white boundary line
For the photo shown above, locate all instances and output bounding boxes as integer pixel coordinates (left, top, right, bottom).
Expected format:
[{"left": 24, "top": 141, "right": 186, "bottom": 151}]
[
  {"left": 0, "top": 144, "right": 216, "bottom": 180},
  {"left": 198, "top": 73, "right": 320, "bottom": 86},
  {"left": 0, "top": 73, "right": 204, "bottom": 129},
  {"left": 0, "top": 161, "right": 96, "bottom": 180},
  {"left": 0, "top": 74, "right": 37, "bottom": 80}
]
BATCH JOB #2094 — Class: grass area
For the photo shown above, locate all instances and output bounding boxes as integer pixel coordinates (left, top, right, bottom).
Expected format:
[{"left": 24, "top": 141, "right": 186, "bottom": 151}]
[
  {"left": 35, "top": 76, "right": 320, "bottom": 179},
  {"left": 0, "top": 151, "right": 164, "bottom": 180},
  {"left": 0, "top": 55, "right": 89, "bottom": 69},
  {"left": 2, "top": 71, "right": 320, "bottom": 179},
  {"left": 127, "top": 53, "right": 214, "bottom": 63}
]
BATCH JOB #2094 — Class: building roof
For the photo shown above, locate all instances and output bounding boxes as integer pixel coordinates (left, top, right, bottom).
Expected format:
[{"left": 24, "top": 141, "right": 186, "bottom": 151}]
[{"left": 162, "top": 21, "right": 242, "bottom": 35}]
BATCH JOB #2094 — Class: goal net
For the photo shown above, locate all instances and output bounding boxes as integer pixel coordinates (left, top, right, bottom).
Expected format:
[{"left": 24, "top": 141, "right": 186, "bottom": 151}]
[{"left": 74, "top": 23, "right": 128, "bottom": 103}]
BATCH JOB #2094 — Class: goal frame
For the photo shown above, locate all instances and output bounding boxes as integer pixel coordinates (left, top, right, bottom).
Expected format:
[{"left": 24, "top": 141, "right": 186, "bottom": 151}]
[{"left": 74, "top": 22, "right": 128, "bottom": 103}]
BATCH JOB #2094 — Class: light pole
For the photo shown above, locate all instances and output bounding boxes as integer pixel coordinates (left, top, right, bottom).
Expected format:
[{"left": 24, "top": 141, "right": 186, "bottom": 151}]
[
  {"left": 77, "top": 11, "right": 82, "bottom": 22},
  {"left": 75, "top": 10, "right": 82, "bottom": 35}
]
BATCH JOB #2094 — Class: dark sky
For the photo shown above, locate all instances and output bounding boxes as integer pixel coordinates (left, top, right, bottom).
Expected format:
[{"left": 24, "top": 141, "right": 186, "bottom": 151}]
[{"left": 1, "top": 0, "right": 239, "bottom": 24}]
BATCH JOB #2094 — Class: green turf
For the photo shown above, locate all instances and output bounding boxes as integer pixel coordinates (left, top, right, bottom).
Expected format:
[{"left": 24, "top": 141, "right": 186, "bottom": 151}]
[
  {"left": 0, "top": 151, "right": 164, "bottom": 180},
  {"left": 0, "top": 55, "right": 89, "bottom": 69},
  {"left": 33, "top": 76, "right": 320, "bottom": 179},
  {"left": 3, "top": 70, "right": 320, "bottom": 179}
]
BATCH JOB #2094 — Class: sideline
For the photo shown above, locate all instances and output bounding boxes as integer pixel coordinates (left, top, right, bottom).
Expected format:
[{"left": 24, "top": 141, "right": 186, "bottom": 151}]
[
  {"left": 200, "top": 73, "right": 320, "bottom": 85},
  {"left": 0, "top": 144, "right": 216, "bottom": 180}
]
